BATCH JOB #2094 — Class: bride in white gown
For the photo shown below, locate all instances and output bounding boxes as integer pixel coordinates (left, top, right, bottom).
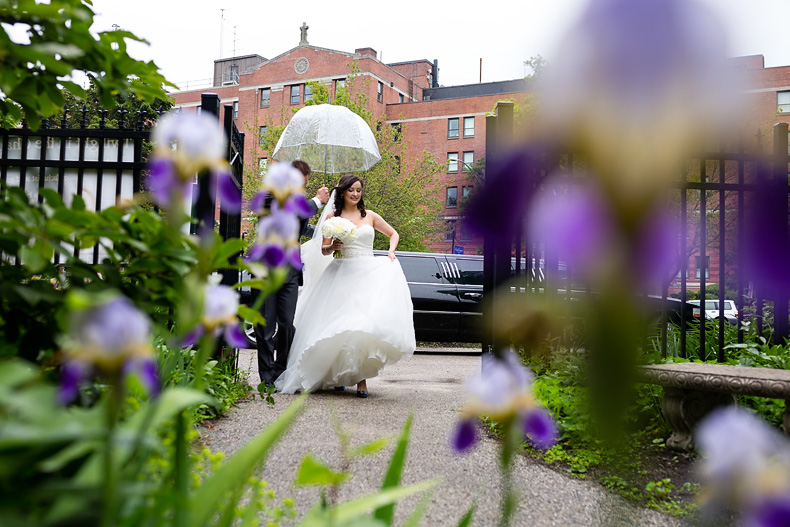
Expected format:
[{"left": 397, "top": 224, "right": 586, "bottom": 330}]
[{"left": 274, "top": 174, "right": 416, "bottom": 396}]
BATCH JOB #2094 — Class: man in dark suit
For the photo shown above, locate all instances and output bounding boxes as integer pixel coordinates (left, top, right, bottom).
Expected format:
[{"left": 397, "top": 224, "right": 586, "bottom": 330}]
[{"left": 254, "top": 160, "right": 329, "bottom": 387}]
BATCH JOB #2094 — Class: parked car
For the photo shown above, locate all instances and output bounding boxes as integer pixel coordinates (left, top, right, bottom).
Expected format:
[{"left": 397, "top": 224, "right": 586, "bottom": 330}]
[
  {"left": 238, "top": 251, "right": 696, "bottom": 347},
  {"left": 688, "top": 299, "right": 738, "bottom": 325}
]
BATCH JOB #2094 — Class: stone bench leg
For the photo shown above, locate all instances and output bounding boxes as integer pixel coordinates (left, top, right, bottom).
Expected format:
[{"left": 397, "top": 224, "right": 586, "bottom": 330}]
[
  {"left": 662, "top": 388, "right": 736, "bottom": 451},
  {"left": 786, "top": 399, "right": 790, "bottom": 436}
]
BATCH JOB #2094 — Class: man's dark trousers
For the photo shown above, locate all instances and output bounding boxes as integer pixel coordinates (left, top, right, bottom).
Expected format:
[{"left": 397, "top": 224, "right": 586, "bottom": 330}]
[
  {"left": 254, "top": 197, "right": 318, "bottom": 385},
  {"left": 253, "top": 267, "right": 298, "bottom": 385}
]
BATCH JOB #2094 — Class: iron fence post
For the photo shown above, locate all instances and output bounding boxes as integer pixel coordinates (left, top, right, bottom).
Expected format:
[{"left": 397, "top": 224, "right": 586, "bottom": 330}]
[{"left": 196, "top": 94, "right": 221, "bottom": 239}]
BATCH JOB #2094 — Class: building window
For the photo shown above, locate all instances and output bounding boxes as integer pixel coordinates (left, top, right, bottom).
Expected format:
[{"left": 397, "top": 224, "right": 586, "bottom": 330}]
[
  {"left": 445, "top": 220, "right": 456, "bottom": 241},
  {"left": 447, "top": 152, "right": 458, "bottom": 172},
  {"left": 399, "top": 93, "right": 404, "bottom": 103},
  {"left": 446, "top": 187, "right": 458, "bottom": 208},
  {"left": 448, "top": 118, "right": 459, "bottom": 139},
  {"left": 290, "top": 85, "right": 300, "bottom": 105},
  {"left": 335, "top": 78, "right": 346, "bottom": 92},
  {"left": 394, "top": 155, "right": 401, "bottom": 175},
  {"left": 695, "top": 256, "right": 710, "bottom": 280},
  {"left": 779, "top": 91, "right": 790, "bottom": 113},
  {"left": 260, "top": 88, "right": 270, "bottom": 108},
  {"left": 259, "top": 126, "right": 268, "bottom": 146},
  {"left": 304, "top": 84, "right": 313, "bottom": 102},
  {"left": 233, "top": 100, "right": 239, "bottom": 119},
  {"left": 377, "top": 81, "right": 383, "bottom": 102},
  {"left": 462, "top": 185, "right": 473, "bottom": 199},
  {"left": 459, "top": 220, "right": 472, "bottom": 241},
  {"left": 463, "top": 116, "right": 474, "bottom": 137},
  {"left": 391, "top": 122, "right": 401, "bottom": 143},
  {"left": 462, "top": 151, "right": 474, "bottom": 172},
  {"left": 258, "top": 157, "right": 267, "bottom": 175}
]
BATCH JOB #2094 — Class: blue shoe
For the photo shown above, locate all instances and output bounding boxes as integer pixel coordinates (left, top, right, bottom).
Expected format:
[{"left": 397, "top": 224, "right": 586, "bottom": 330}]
[
  {"left": 356, "top": 390, "right": 369, "bottom": 398},
  {"left": 333, "top": 386, "right": 345, "bottom": 391}
]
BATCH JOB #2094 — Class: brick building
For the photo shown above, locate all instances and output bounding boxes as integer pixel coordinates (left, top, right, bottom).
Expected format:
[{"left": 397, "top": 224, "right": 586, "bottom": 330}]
[
  {"left": 677, "top": 55, "right": 790, "bottom": 293},
  {"left": 171, "top": 29, "right": 528, "bottom": 254}
]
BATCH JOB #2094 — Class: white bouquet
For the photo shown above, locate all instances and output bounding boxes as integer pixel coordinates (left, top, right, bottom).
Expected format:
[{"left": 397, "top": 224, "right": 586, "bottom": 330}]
[{"left": 321, "top": 217, "right": 358, "bottom": 257}]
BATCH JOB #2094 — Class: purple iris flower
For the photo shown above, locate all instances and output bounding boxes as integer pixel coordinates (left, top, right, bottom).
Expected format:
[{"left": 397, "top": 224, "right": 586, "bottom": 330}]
[
  {"left": 697, "top": 407, "right": 784, "bottom": 483},
  {"left": 182, "top": 284, "right": 248, "bottom": 349},
  {"left": 451, "top": 419, "right": 479, "bottom": 453},
  {"left": 248, "top": 208, "right": 301, "bottom": 268},
  {"left": 149, "top": 111, "right": 240, "bottom": 215},
  {"left": 123, "top": 357, "right": 161, "bottom": 397},
  {"left": 286, "top": 246, "right": 303, "bottom": 270},
  {"left": 522, "top": 408, "right": 558, "bottom": 450},
  {"left": 60, "top": 296, "right": 156, "bottom": 403},
  {"left": 58, "top": 360, "right": 88, "bottom": 405},
  {"left": 743, "top": 167, "right": 790, "bottom": 298},
  {"left": 153, "top": 111, "right": 225, "bottom": 162},
  {"left": 747, "top": 495, "right": 790, "bottom": 527},
  {"left": 250, "top": 191, "right": 269, "bottom": 215},
  {"left": 216, "top": 169, "right": 241, "bottom": 213},
  {"left": 465, "top": 148, "right": 545, "bottom": 242},
  {"left": 68, "top": 297, "right": 152, "bottom": 367},
  {"left": 148, "top": 157, "right": 189, "bottom": 207},
  {"left": 451, "top": 349, "right": 556, "bottom": 453},
  {"left": 263, "top": 162, "right": 305, "bottom": 203},
  {"left": 285, "top": 194, "right": 315, "bottom": 219},
  {"left": 545, "top": 0, "right": 731, "bottom": 129},
  {"left": 631, "top": 207, "right": 680, "bottom": 286},
  {"left": 528, "top": 180, "right": 614, "bottom": 279}
]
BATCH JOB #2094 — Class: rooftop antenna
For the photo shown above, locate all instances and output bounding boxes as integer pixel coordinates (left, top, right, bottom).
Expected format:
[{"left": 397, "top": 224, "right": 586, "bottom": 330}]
[
  {"left": 233, "top": 25, "right": 237, "bottom": 59},
  {"left": 220, "top": 9, "right": 225, "bottom": 58}
]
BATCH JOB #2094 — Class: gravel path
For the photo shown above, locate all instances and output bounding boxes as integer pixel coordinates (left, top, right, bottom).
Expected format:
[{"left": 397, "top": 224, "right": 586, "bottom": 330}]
[{"left": 201, "top": 349, "right": 688, "bottom": 527}]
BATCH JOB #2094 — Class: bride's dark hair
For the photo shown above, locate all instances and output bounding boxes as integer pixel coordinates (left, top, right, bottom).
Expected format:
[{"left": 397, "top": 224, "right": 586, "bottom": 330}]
[{"left": 333, "top": 174, "right": 366, "bottom": 218}]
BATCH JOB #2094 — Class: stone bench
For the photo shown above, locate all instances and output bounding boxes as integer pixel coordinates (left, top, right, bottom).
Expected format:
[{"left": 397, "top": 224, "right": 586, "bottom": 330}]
[{"left": 637, "top": 362, "right": 790, "bottom": 451}]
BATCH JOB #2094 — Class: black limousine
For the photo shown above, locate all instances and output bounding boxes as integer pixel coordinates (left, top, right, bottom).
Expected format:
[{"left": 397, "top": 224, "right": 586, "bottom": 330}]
[{"left": 239, "top": 251, "right": 694, "bottom": 347}]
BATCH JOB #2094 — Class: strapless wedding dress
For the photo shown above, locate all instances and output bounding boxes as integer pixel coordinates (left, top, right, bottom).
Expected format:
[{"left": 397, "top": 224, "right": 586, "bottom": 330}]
[{"left": 274, "top": 223, "right": 415, "bottom": 393}]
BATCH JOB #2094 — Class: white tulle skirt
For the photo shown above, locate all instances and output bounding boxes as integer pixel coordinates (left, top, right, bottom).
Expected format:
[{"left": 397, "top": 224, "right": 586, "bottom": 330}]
[{"left": 274, "top": 255, "right": 416, "bottom": 393}]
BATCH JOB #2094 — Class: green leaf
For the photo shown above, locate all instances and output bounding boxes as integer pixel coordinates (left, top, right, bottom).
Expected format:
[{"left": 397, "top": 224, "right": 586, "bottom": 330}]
[
  {"left": 0, "top": 360, "right": 38, "bottom": 389},
  {"left": 189, "top": 394, "right": 306, "bottom": 526},
  {"left": 454, "top": 502, "right": 477, "bottom": 527},
  {"left": 12, "top": 284, "right": 60, "bottom": 306},
  {"left": 295, "top": 454, "right": 349, "bottom": 486},
  {"left": 237, "top": 305, "right": 266, "bottom": 326},
  {"left": 298, "top": 479, "right": 440, "bottom": 527},
  {"left": 19, "top": 244, "right": 49, "bottom": 273},
  {"left": 401, "top": 492, "right": 435, "bottom": 527},
  {"left": 212, "top": 237, "right": 246, "bottom": 268},
  {"left": 374, "top": 414, "right": 412, "bottom": 524},
  {"left": 349, "top": 437, "right": 391, "bottom": 458}
]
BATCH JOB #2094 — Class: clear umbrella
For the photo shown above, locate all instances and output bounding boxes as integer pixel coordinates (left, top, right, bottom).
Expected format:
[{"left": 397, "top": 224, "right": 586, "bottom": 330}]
[{"left": 271, "top": 104, "right": 381, "bottom": 179}]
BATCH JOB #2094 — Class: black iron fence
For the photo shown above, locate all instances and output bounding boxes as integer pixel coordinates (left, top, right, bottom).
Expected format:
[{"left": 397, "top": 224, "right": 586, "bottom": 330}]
[
  {"left": 195, "top": 93, "right": 245, "bottom": 287},
  {"left": 0, "top": 95, "right": 245, "bottom": 272},
  {"left": 482, "top": 102, "right": 790, "bottom": 362},
  {"left": 0, "top": 109, "right": 151, "bottom": 264}
]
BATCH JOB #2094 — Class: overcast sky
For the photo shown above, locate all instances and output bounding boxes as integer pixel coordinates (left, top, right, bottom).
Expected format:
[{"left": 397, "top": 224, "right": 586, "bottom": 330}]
[{"left": 86, "top": 0, "right": 790, "bottom": 92}]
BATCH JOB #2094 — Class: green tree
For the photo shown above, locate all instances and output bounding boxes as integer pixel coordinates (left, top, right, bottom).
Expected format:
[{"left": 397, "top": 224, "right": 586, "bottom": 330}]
[
  {"left": 524, "top": 54, "right": 548, "bottom": 80},
  {"left": 0, "top": 0, "right": 175, "bottom": 130},
  {"left": 49, "top": 77, "right": 173, "bottom": 130}
]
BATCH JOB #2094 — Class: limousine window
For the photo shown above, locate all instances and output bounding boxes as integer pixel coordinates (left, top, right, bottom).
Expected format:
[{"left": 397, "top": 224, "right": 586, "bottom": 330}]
[
  {"left": 399, "top": 255, "right": 445, "bottom": 284},
  {"left": 450, "top": 258, "right": 484, "bottom": 286}
]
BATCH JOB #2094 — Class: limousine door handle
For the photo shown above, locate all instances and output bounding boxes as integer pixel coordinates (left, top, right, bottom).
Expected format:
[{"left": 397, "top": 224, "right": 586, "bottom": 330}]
[{"left": 464, "top": 292, "right": 482, "bottom": 299}]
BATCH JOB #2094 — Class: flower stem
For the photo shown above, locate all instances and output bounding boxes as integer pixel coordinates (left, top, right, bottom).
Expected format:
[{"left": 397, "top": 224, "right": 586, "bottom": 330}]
[
  {"left": 499, "top": 418, "right": 519, "bottom": 527},
  {"left": 173, "top": 411, "right": 190, "bottom": 527},
  {"left": 101, "top": 379, "right": 123, "bottom": 527}
]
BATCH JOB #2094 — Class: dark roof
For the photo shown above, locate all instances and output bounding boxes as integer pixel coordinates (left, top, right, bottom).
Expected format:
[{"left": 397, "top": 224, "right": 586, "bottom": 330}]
[
  {"left": 423, "top": 79, "right": 530, "bottom": 100},
  {"left": 214, "top": 54, "right": 268, "bottom": 64},
  {"left": 386, "top": 59, "right": 433, "bottom": 67}
]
